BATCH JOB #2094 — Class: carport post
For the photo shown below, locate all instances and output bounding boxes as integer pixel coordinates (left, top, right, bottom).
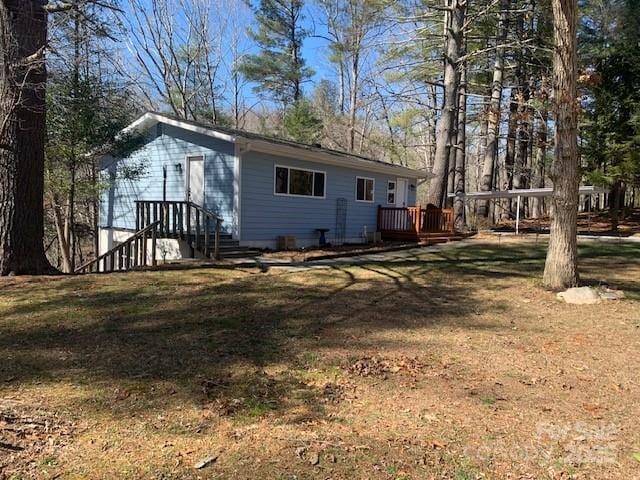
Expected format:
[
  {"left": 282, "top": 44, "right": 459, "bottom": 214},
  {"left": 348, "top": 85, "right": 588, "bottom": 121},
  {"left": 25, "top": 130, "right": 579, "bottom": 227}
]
[
  {"left": 515, "top": 195, "right": 521, "bottom": 235},
  {"left": 588, "top": 194, "right": 593, "bottom": 233}
]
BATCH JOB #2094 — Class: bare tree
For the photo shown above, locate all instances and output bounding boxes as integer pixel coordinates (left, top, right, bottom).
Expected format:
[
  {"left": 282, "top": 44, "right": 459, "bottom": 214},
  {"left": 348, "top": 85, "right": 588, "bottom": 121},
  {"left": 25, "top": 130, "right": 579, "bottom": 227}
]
[
  {"left": 317, "top": 0, "right": 389, "bottom": 152},
  {"left": 125, "top": 0, "right": 230, "bottom": 122},
  {"left": 543, "top": 0, "right": 579, "bottom": 289}
]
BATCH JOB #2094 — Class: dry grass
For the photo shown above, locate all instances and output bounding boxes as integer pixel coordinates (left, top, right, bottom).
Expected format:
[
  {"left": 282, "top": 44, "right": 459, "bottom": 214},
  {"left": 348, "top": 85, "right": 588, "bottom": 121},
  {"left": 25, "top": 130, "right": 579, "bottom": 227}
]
[{"left": 1, "top": 238, "right": 639, "bottom": 479}]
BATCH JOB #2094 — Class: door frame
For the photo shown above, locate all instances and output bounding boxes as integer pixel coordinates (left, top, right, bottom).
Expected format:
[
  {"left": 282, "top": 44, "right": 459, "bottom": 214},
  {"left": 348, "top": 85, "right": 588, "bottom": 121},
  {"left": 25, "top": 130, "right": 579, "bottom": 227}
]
[
  {"left": 395, "top": 177, "right": 409, "bottom": 207},
  {"left": 185, "top": 154, "right": 205, "bottom": 205}
]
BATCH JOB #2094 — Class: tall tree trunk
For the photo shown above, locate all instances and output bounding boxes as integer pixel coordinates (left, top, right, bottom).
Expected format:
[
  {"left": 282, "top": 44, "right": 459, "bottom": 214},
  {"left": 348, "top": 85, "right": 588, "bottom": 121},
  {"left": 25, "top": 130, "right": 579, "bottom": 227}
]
[
  {"left": 531, "top": 81, "right": 549, "bottom": 218},
  {"left": 447, "top": 101, "right": 458, "bottom": 206},
  {"left": 512, "top": 89, "right": 531, "bottom": 220},
  {"left": 425, "top": 0, "right": 466, "bottom": 207},
  {"left": 0, "top": 0, "right": 54, "bottom": 275},
  {"left": 477, "top": 101, "right": 489, "bottom": 192},
  {"left": 543, "top": 0, "right": 580, "bottom": 289},
  {"left": 338, "top": 59, "right": 345, "bottom": 115},
  {"left": 501, "top": 90, "right": 518, "bottom": 219},
  {"left": 453, "top": 60, "right": 467, "bottom": 230},
  {"left": 609, "top": 179, "right": 622, "bottom": 232},
  {"left": 478, "top": 0, "right": 509, "bottom": 217},
  {"left": 348, "top": 52, "right": 359, "bottom": 152},
  {"left": 52, "top": 195, "right": 72, "bottom": 272}
]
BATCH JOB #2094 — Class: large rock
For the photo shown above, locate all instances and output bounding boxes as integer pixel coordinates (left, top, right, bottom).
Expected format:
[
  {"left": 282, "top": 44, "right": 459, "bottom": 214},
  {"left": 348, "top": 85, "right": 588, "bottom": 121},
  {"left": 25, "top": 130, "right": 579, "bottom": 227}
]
[{"left": 557, "top": 287, "right": 601, "bottom": 305}]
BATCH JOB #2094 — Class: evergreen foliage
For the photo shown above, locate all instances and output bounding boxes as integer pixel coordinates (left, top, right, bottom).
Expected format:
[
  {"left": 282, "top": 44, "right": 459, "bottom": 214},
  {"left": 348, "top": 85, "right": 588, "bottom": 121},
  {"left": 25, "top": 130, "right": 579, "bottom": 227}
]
[{"left": 239, "top": 0, "right": 314, "bottom": 105}]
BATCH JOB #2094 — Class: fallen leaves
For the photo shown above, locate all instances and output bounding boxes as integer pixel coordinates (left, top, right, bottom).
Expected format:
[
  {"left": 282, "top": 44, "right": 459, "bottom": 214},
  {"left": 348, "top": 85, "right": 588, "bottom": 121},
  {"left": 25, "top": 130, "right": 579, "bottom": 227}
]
[
  {"left": 0, "top": 400, "right": 74, "bottom": 478},
  {"left": 347, "top": 356, "right": 424, "bottom": 378}
]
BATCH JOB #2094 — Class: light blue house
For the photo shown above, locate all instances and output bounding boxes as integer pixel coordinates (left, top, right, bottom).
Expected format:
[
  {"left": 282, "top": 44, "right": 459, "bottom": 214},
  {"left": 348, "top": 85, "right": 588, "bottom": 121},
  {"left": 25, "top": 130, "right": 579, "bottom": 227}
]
[{"left": 99, "top": 112, "right": 423, "bottom": 259}]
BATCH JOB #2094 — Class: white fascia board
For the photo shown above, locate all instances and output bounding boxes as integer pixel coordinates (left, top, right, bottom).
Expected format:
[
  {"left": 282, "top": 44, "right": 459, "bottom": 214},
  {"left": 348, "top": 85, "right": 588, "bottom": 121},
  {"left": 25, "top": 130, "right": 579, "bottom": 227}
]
[
  {"left": 244, "top": 139, "right": 425, "bottom": 179},
  {"left": 123, "top": 113, "right": 237, "bottom": 144}
]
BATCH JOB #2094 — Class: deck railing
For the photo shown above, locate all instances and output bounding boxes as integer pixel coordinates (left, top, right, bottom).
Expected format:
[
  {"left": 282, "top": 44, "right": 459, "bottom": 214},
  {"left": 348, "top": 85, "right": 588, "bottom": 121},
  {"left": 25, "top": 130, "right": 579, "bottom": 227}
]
[
  {"left": 135, "top": 200, "right": 222, "bottom": 259},
  {"left": 75, "top": 221, "right": 160, "bottom": 274},
  {"left": 377, "top": 205, "right": 455, "bottom": 234}
]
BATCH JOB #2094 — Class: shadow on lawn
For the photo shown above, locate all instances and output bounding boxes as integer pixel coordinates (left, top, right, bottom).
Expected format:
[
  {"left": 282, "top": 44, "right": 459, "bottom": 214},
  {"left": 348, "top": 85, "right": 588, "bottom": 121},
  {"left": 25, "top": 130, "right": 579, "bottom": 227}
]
[{"left": 0, "top": 241, "right": 637, "bottom": 420}]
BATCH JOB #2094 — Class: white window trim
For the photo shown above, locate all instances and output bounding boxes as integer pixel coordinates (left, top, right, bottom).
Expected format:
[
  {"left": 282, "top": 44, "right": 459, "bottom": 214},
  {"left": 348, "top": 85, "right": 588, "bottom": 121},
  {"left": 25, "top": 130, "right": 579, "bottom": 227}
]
[
  {"left": 273, "top": 164, "right": 327, "bottom": 199},
  {"left": 355, "top": 176, "right": 375, "bottom": 203},
  {"left": 387, "top": 179, "right": 396, "bottom": 205}
]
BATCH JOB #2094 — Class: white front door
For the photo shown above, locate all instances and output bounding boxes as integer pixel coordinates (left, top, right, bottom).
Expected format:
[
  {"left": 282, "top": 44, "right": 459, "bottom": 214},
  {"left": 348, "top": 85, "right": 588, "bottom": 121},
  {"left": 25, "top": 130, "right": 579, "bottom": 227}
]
[
  {"left": 395, "top": 178, "right": 408, "bottom": 207},
  {"left": 186, "top": 155, "right": 204, "bottom": 206}
]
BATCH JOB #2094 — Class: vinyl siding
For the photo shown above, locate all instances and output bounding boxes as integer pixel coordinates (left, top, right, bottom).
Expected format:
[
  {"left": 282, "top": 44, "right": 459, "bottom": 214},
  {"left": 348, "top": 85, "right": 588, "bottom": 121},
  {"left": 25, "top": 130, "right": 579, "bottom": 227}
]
[
  {"left": 99, "top": 124, "right": 235, "bottom": 233},
  {"left": 240, "top": 151, "right": 417, "bottom": 244}
]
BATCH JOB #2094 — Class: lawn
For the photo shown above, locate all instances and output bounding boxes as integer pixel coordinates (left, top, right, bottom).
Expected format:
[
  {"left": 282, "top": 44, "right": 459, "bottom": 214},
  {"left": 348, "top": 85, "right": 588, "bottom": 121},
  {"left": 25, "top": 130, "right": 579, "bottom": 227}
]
[{"left": 1, "top": 239, "right": 639, "bottom": 479}]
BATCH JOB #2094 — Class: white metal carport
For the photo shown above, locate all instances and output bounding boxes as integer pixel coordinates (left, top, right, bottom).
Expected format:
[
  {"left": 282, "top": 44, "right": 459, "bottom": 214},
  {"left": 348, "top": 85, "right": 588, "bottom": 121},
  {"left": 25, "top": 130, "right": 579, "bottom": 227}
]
[{"left": 448, "top": 186, "right": 610, "bottom": 234}]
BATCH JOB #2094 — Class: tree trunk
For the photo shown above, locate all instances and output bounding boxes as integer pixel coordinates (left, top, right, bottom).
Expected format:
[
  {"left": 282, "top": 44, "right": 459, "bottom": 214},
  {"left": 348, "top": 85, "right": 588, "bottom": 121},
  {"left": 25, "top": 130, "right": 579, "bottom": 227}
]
[
  {"left": 453, "top": 60, "right": 466, "bottom": 230},
  {"left": 501, "top": 90, "right": 518, "bottom": 219},
  {"left": 447, "top": 98, "right": 458, "bottom": 206},
  {"left": 425, "top": 0, "right": 466, "bottom": 207},
  {"left": 609, "top": 180, "right": 622, "bottom": 232},
  {"left": 531, "top": 79, "right": 549, "bottom": 218},
  {"left": 348, "top": 51, "right": 359, "bottom": 152},
  {"left": 543, "top": 0, "right": 580, "bottom": 289},
  {"left": 52, "top": 195, "right": 73, "bottom": 272},
  {"left": 478, "top": 0, "right": 509, "bottom": 217},
  {"left": 0, "top": 0, "right": 54, "bottom": 275}
]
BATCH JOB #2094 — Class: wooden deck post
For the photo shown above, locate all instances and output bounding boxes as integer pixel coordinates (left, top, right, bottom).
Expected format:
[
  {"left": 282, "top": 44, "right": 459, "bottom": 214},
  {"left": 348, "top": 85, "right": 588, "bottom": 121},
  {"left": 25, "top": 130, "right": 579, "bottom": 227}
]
[
  {"left": 415, "top": 204, "right": 422, "bottom": 234},
  {"left": 151, "top": 225, "right": 157, "bottom": 267},
  {"left": 214, "top": 219, "right": 221, "bottom": 260},
  {"left": 204, "top": 217, "right": 210, "bottom": 258},
  {"left": 377, "top": 205, "right": 381, "bottom": 232}
]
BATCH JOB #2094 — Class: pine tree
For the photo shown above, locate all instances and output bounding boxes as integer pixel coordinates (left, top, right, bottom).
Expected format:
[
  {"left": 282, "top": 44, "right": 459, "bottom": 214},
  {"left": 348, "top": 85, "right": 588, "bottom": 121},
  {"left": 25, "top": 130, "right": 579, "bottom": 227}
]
[
  {"left": 240, "top": 0, "right": 314, "bottom": 106},
  {"left": 283, "top": 99, "right": 323, "bottom": 144},
  {"left": 0, "top": 1, "right": 54, "bottom": 275},
  {"left": 581, "top": 0, "right": 640, "bottom": 230}
]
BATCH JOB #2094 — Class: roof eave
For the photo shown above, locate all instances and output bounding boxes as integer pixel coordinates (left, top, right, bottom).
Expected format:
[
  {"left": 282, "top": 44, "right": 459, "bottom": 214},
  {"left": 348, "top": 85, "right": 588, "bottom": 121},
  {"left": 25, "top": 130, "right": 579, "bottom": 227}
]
[
  {"left": 125, "top": 112, "right": 237, "bottom": 144},
  {"left": 242, "top": 138, "right": 425, "bottom": 178},
  {"left": 124, "top": 112, "right": 425, "bottom": 178}
]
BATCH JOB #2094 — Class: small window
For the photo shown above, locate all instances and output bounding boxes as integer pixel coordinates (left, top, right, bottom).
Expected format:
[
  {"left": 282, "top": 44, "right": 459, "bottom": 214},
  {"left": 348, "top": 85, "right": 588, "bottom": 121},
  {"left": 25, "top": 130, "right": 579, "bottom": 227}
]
[
  {"left": 387, "top": 181, "right": 396, "bottom": 205},
  {"left": 274, "top": 165, "right": 325, "bottom": 198},
  {"left": 356, "top": 177, "right": 375, "bottom": 202}
]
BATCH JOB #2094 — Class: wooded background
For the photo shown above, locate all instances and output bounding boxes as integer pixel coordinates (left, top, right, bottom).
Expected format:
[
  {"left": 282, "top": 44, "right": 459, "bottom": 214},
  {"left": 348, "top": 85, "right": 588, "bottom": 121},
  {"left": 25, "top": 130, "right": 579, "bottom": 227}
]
[{"left": 1, "top": 0, "right": 639, "bottom": 276}]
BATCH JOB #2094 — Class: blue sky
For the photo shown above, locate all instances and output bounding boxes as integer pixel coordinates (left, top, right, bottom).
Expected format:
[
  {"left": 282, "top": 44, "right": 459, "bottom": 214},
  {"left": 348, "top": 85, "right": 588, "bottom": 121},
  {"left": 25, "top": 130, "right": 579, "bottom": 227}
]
[{"left": 120, "top": 0, "right": 339, "bottom": 108}]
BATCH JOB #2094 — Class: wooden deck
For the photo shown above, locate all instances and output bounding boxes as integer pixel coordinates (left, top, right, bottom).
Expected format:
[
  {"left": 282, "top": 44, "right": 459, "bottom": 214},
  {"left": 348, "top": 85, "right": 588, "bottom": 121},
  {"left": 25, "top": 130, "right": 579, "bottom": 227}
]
[{"left": 377, "top": 205, "right": 459, "bottom": 243}]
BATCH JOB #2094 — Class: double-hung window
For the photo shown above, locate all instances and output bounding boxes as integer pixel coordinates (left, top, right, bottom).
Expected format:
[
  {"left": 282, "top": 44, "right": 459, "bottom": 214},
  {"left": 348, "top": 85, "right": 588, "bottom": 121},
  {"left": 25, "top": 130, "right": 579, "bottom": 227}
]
[
  {"left": 356, "top": 176, "right": 375, "bottom": 202},
  {"left": 275, "top": 165, "right": 326, "bottom": 198}
]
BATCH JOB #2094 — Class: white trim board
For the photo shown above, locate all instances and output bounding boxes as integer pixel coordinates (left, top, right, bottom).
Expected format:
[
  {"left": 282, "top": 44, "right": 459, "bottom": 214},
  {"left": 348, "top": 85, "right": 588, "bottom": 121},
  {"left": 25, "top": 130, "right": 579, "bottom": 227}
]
[
  {"left": 233, "top": 142, "right": 242, "bottom": 240},
  {"left": 124, "top": 112, "right": 237, "bottom": 144}
]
